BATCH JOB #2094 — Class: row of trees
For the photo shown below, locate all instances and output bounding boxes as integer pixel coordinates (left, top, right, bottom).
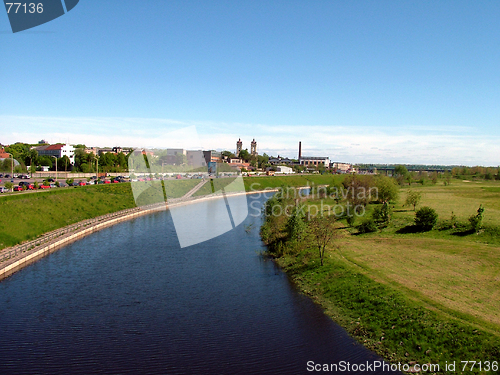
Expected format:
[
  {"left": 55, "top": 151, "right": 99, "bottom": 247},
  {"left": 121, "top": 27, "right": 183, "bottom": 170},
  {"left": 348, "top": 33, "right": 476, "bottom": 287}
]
[{"left": 0, "top": 143, "right": 130, "bottom": 173}]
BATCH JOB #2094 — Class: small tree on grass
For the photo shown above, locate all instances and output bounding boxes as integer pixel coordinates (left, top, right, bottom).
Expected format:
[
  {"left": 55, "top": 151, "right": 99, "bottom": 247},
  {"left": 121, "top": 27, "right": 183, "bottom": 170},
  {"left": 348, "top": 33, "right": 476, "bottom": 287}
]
[
  {"left": 309, "top": 215, "right": 338, "bottom": 266},
  {"left": 4, "top": 181, "right": 13, "bottom": 191},
  {"left": 415, "top": 206, "right": 438, "bottom": 231},
  {"left": 469, "top": 205, "right": 485, "bottom": 233},
  {"left": 405, "top": 190, "right": 422, "bottom": 211},
  {"left": 372, "top": 202, "right": 392, "bottom": 227},
  {"left": 286, "top": 204, "right": 307, "bottom": 242},
  {"left": 375, "top": 175, "right": 399, "bottom": 204}
]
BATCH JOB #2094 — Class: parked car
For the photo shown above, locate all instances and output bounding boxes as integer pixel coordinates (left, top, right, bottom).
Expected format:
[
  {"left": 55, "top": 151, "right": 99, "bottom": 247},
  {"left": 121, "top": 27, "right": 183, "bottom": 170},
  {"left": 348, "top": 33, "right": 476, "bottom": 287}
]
[
  {"left": 26, "top": 184, "right": 35, "bottom": 190},
  {"left": 0, "top": 187, "right": 9, "bottom": 193},
  {"left": 49, "top": 184, "right": 57, "bottom": 188},
  {"left": 104, "top": 180, "right": 111, "bottom": 184},
  {"left": 13, "top": 186, "right": 23, "bottom": 191},
  {"left": 39, "top": 185, "right": 50, "bottom": 189},
  {"left": 78, "top": 181, "right": 86, "bottom": 186}
]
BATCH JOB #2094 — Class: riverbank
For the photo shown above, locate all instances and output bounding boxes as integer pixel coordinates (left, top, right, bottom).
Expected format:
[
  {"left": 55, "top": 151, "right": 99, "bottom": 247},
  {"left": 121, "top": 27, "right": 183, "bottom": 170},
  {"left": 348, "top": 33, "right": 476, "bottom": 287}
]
[
  {"left": 274, "top": 251, "right": 500, "bottom": 374},
  {"left": 260, "top": 182, "right": 500, "bottom": 373},
  {"left": 0, "top": 179, "right": 310, "bottom": 281}
]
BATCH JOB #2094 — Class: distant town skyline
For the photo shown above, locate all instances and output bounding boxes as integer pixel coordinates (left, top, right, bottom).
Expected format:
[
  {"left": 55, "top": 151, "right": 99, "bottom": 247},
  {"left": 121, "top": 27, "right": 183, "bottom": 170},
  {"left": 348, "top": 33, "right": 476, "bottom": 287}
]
[
  {"left": 1, "top": 115, "right": 497, "bottom": 166},
  {"left": 2, "top": 2, "right": 499, "bottom": 166}
]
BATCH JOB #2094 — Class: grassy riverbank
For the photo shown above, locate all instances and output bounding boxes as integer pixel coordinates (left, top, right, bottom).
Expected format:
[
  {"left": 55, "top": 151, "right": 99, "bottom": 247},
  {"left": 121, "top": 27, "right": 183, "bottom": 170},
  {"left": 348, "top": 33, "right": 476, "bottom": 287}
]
[
  {"left": 0, "top": 184, "right": 136, "bottom": 250},
  {"left": 261, "top": 180, "right": 500, "bottom": 373},
  {"left": 276, "top": 251, "right": 500, "bottom": 373}
]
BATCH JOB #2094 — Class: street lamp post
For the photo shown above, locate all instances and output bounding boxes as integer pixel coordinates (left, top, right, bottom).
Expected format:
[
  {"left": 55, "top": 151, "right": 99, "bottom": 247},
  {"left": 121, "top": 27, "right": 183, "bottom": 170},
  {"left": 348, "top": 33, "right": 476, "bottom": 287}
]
[
  {"left": 7, "top": 153, "right": 13, "bottom": 178},
  {"left": 50, "top": 155, "right": 58, "bottom": 182}
]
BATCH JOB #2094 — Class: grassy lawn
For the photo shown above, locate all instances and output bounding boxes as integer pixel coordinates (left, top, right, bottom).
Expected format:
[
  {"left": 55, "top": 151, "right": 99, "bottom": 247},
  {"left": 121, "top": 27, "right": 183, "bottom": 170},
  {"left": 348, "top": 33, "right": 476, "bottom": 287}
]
[
  {"left": 0, "top": 183, "right": 136, "bottom": 250},
  {"left": 243, "top": 174, "right": 343, "bottom": 191},
  {"left": 316, "top": 180, "right": 500, "bottom": 333},
  {"left": 265, "top": 178, "right": 500, "bottom": 370},
  {"left": 339, "top": 237, "right": 500, "bottom": 332}
]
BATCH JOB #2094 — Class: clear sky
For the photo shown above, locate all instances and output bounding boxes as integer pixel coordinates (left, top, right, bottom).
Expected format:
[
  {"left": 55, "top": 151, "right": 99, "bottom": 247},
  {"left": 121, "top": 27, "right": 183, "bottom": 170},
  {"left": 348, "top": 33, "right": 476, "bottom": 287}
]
[{"left": 1, "top": 0, "right": 499, "bottom": 166}]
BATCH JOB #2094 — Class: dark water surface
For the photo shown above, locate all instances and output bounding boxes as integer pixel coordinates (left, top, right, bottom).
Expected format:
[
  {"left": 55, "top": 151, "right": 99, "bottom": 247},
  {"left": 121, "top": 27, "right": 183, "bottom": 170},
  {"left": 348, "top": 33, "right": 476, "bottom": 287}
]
[{"left": 0, "top": 195, "right": 399, "bottom": 374}]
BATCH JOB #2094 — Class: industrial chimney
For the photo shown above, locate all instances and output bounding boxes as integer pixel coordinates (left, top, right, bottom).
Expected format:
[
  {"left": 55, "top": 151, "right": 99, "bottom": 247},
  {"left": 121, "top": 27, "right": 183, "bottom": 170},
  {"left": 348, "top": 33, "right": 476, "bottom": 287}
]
[{"left": 298, "top": 141, "right": 302, "bottom": 160}]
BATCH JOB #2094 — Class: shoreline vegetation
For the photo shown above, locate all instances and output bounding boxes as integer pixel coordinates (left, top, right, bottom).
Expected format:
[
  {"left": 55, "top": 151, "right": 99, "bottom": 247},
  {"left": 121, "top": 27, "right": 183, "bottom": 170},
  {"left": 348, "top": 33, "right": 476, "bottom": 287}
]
[
  {"left": 260, "top": 176, "right": 500, "bottom": 373},
  {"left": 2, "top": 174, "right": 500, "bottom": 373}
]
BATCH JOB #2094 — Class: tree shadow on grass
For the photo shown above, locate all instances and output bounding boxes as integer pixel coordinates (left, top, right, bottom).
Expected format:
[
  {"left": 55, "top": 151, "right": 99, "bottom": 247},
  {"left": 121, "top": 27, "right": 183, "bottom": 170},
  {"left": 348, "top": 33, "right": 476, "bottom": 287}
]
[
  {"left": 451, "top": 229, "right": 475, "bottom": 237},
  {"left": 396, "top": 225, "right": 431, "bottom": 234}
]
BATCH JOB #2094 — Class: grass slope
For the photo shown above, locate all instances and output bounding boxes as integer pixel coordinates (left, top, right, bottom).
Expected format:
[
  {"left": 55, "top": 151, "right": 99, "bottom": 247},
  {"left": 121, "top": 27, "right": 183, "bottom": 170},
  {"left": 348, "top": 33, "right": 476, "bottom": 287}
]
[{"left": 0, "top": 184, "right": 136, "bottom": 250}]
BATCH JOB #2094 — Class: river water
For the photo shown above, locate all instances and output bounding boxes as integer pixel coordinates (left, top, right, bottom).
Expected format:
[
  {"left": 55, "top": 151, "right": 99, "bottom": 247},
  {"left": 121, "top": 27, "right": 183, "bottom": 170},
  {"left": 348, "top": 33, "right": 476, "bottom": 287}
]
[{"left": 0, "top": 194, "right": 399, "bottom": 374}]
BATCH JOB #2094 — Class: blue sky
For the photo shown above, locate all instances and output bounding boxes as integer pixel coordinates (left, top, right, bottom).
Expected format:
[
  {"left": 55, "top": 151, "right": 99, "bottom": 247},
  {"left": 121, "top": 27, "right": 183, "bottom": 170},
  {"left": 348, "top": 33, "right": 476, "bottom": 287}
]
[{"left": 1, "top": 1, "right": 499, "bottom": 165}]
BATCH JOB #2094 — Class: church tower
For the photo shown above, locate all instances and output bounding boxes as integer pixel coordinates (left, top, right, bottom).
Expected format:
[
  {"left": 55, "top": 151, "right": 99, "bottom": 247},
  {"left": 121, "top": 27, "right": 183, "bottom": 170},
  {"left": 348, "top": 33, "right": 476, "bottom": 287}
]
[
  {"left": 236, "top": 138, "right": 243, "bottom": 156},
  {"left": 250, "top": 139, "right": 257, "bottom": 156}
]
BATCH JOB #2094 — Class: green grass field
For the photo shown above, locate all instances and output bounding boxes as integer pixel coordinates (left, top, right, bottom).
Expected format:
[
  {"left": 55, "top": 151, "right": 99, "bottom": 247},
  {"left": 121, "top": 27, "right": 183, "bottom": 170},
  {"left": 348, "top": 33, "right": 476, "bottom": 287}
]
[
  {"left": 0, "top": 183, "right": 136, "bottom": 250},
  {"left": 303, "top": 180, "right": 500, "bottom": 332},
  {"left": 263, "top": 178, "right": 500, "bottom": 371}
]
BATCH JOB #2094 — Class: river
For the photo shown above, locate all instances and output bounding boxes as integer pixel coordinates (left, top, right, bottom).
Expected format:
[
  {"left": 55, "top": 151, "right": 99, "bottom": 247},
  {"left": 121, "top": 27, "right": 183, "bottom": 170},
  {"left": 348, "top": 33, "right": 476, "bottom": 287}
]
[{"left": 0, "top": 194, "right": 399, "bottom": 374}]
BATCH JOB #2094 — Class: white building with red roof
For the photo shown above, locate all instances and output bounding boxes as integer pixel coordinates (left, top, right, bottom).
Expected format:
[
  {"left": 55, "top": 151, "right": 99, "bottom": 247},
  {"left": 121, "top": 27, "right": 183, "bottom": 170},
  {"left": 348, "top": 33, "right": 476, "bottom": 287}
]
[{"left": 34, "top": 144, "right": 75, "bottom": 164}]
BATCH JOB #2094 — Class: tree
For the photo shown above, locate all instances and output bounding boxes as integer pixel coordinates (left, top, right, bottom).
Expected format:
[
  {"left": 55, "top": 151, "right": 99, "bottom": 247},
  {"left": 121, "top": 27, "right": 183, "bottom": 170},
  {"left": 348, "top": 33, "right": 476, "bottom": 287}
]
[
  {"left": 175, "top": 153, "right": 187, "bottom": 166},
  {"left": 342, "top": 174, "right": 375, "bottom": 207},
  {"left": 430, "top": 171, "right": 438, "bottom": 184},
  {"left": 309, "top": 215, "right": 338, "bottom": 266},
  {"left": 286, "top": 204, "right": 307, "bottom": 242},
  {"left": 405, "top": 190, "right": 422, "bottom": 211},
  {"left": 58, "top": 155, "right": 71, "bottom": 171},
  {"left": 238, "top": 149, "right": 250, "bottom": 161},
  {"left": 394, "top": 165, "right": 408, "bottom": 177},
  {"left": 375, "top": 175, "right": 399, "bottom": 204},
  {"left": 372, "top": 202, "right": 392, "bottom": 226},
  {"left": 469, "top": 205, "right": 485, "bottom": 233},
  {"left": 4, "top": 181, "right": 13, "bottom": 191},
  {"left": 415, "top": 207, "right": 438, "bottom": 230}
]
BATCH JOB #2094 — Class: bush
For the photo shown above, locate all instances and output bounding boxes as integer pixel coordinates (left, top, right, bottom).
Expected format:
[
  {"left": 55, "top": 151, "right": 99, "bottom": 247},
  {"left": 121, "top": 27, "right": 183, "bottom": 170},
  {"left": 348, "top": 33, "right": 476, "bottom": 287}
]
[
  {"left": 415, "top": 207, "right": 438, "bottom": 229},
  {"left": 469, "top": 205, "right": 485, "bottom": 233},
  {"left": 346, "top": 214, "right": 356, "bottom": 227},
  {"left": 415, "top": 207, "right": 438, "bottom": 230},
  {"left": 357, "top": 218, "right": 377, "bottom": 233},
  {"left": 372, "top": 203, "right": 391, "bottom": 226}
]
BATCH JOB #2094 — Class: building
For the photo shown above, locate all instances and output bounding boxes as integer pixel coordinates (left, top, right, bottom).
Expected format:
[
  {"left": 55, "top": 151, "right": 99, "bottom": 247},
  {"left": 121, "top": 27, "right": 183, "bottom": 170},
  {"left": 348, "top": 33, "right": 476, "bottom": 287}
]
[
  {"left": 0, "top": 148, "right": 10, "bottom": 159},
  {"left": 268, "top": 156, "right": 295, "bottom": 166},
  {"left": 84, "top": 147, "right": 99, "bottom": 155},
  {"left": 186, "top": 150, "right": 207, "bottom": 168},
  {"left": 250, "top": 139, "right": 257, "bottom": 156},
  {"left": 97, "top": 146, "right": 127, "bottom": 156},
  {"left": 299, "top": 156, "right": 330, "bottom": 167},
  {"left": 330, "top": 162, "right": 353, "bottom": 173},
  {"left": 276, "top": 166, "right": 293, "bottom": 174},
  {"left": 203, "top": 150, "right": 221, "bottom": 165},
  {"left": 236, "top": 138, "right": 243, "bottom": 156},
  {"left": 35, "top": 144, "right": 75, "bottom": 165}
]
